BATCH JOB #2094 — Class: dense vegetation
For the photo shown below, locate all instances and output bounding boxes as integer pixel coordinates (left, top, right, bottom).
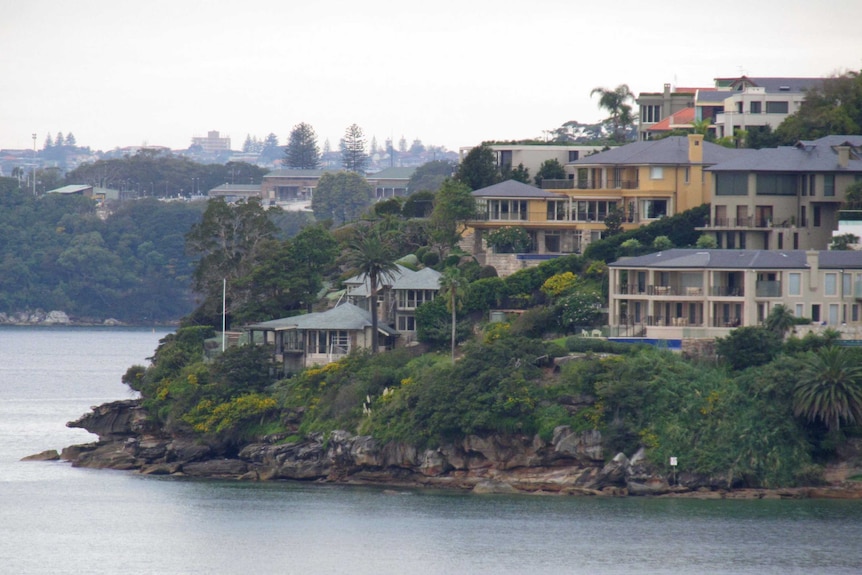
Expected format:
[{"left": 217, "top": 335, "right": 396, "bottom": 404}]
[{"left": 0, "top": 179, "right": 203, "bottom": 322}]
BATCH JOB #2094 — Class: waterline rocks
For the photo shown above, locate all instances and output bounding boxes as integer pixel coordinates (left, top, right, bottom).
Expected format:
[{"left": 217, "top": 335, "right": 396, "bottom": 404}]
[{"left": 44, "top": 400, "right": 862, "bottom": 498}]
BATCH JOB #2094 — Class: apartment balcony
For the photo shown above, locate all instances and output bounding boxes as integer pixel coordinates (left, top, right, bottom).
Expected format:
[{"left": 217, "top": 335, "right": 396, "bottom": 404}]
[
  {"left": 616, "top": 284, "right": 705, "bottom": 296},
  {"left": 702, "top": 216, "right": 793, "bottom": 229},
  {"left": 541, "top": 179, "right": 639, "bottom": 191},
  {"left": 755, "top": 280, "right": 782, "bottom": 297}
]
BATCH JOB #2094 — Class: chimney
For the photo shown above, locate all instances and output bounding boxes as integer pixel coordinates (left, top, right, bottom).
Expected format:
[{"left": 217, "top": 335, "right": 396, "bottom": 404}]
[
  {"left": 837, "top": 145, "right": 850, "bottom": 169},
  {"left": 806, "top": 250, "right": 820, "bottom": 291},
  {"left": 663, "top": 83, "right": 671, "bottom": 96},
  {"left": 688, "top": 134, "right": 704, "bottom": 164}
]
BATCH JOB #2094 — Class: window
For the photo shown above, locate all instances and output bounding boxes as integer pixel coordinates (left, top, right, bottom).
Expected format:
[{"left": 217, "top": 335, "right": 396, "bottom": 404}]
[
  {"left": 642, "top": 105, "right": 661, "bottom": 123},
  {"left": 684, "top": 167, "right": 690, "bottom": 184},
  {"left": 853, "top": 304, "right": 859, "bottom": 322},
  {"left": 397, "top": 316, "right": 416, "bottom": 332},
  {"left": 650, "top": 167, "right": 664, "bottom": 180},
  {"left": 766, "top": 101, "right": 789, "bottom": 114},
  {"left": 809, "top": 174, "right": 816, "bottom": 196},
  {"left": 795, "top": 303, "right": 804, "bottom": 317},
  {"left": 547, "top": 200, "right": 568, "bottom": 221},
  {"left": 825, "top": 273, "right": 837, "bottom": 296},
  {"left": 812, "top": 304, "right": 821, "bottom": 322},
  {"left": 488, "top": 199, "right": 527, "bottom": 221},
  {"left": 750, "top": 101, "right": 762, "bottom": 114},
  {"left": 641, "top": 199, "right": 668, "bottom": 220},
  {"left": 568, "top": 150, "right": 579, "bottom": 162},
  {"left": 829, "top": 304, "right": 839, "bottom": 325},
  {"left": 813, "top": 205, "right": 821, "bottom": 227},
  {"left": 788, "top": 272, "right": 801, "bottom": 296},
  {"left": 756, "top": 173, "right": 797, "bottom": 195},
  {"left": 844, "top": 273, "right": 852, "bottom": 298},
  {"left": 824, "top": 174, "right": 835, "bottom": 197},
  {"left": 715, "top": 172, "right": 749, "bottom": 196}
]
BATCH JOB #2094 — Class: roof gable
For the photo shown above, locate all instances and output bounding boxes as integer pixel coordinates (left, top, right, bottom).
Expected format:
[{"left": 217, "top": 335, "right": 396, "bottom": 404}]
[{"left": 471, "top": 179, "right": 559, "bottom": 198}]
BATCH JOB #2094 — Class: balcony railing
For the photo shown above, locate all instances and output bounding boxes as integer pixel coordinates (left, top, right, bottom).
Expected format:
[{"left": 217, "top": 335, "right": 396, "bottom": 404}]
[
  {"left": 705, "top": 217, "right": 791, "bottom": 229},
  {"left": 755, "top": 280, "right": 782, "bottom": 297},
  {"left": 616, "top": 284, "right": 705, "bottom": 296},
  {"left": 614, "top": 315, "right": 703, "bottom": 328},
  {"left": 541, "top": 179, "right": 638, "bottom": 190}
]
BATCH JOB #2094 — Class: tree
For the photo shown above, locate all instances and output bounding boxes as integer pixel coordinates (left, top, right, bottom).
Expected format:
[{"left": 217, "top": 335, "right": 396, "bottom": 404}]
[
  {"left": 43, "top": 133, "right": 53, "bottom": 148},
  {"left": 428, "top": 179, "right": 475, "bottom": 253},
  {"left": 793, "top": 346, "right": 862, "bottom": 432},
  {"left": 486, "top": 226, "right": 531, "bottom": 253},
  {"left": 408, "top": 160, "right": 455, "bottom": 194},
  {"left": 343, "top": 228, "right": 399, "bottom": 354},
  {"left": 65, "top": 132, "right": 76, "bottom": 146},
  {"left": 534, "top": 158, "right": 566, "bottom": 187},
  {"left": 504, "top": 163, "right": 530, "bottom": 184},
  {"left": 764, "top": 304, "right": 796, "bottom": 337},
  {"left": 591, "top": 84, "right": 634, "bottom": 142},
  {"left": 775, "top": 71, "right": 862, "bottom": 144},
  {"left": 287, "top": 225, "right": 338, "bottom": 312},
  {"left": 831, "top": 233, "right": 859, "bottom": 250},
  {"left": 340, "top": 123, "right": 369, "bottom": 173},
  {"left": 455, "top": 145, "right": 499, "bottom": 190},
  {"left": 55, "top": 132, "right": 65, "bottom": 147},
  {"left": 652, "top": 235, "right": 673, "bottom": 251},
  {"left": 185, "top": 198, "right": 278, "bottom": 327},
  {"left": 603, "top": 206, "right": 624, "bottom": 237},
  {"left": 716, "top": 326, "right": 783, "bottom": 370},
  {"left": 439, "top": 267, "right": 468, "bottom": 362},
  {"left": 311, "top": 171, "right": 373, "bottom": 225},
  {"left": 283, "top": 122, "right": 320, "bottom": 169},
  {"left": 696, "top": 234, "right": 718, "bottom": 248}
]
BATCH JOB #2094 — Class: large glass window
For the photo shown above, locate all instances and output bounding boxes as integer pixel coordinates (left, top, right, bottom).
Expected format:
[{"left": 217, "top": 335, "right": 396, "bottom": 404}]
[
  {"left": 650, "top": 167, "right": 664, "bottom": 180},
  {"left": 641, "top": 199, "right": 668, "bottom": 220},
  {"left": 824, "top": 174, "right": 835, "bottom": 197},
  {"left": 756, "top": 173, "right": 797, "bottom": 195},
  {"left": 788, "top": 272, "right": 801, "bottom": 296},
  {"left": 547, "top": 200, "right": 568, "bottom": 221},
  {"left": 488, "top": 199, "right": 527, "bottom": 221},
  {"left": 715, "top": 172, "right": 749, "bottom": 196},
  {"left": 766, "top": 101, "right": 789, "bottom": 114},
  {"left": 825, "top": 273, "right": 838, "bottom": 296}
]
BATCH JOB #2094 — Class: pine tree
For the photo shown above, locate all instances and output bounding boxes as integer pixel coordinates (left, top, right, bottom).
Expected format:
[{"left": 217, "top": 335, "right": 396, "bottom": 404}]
[
  {"left": 44, "top": 134, "right": 53, "bottom": 148},
  {"left": 65, "top": 132, "right": 76, "bottom": 146},
  {"left": 283, "top": 122, "right": 320, "bottom": 169},
  {"left": 340, "top": 123, "right": 368, "bottom": 173},
  {"left": 55, "top": 132, "right": 65, "bottom": 147}
]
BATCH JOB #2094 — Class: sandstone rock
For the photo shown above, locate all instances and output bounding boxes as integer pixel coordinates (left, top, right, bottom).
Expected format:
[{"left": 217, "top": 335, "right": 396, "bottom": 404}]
[
  {"left": 462, "top": 434, "right": 541, "bottom": 470},
  {"left": 381, "top": 441, "right": 418, "bottom": 468},
  {"left": 165, "top": 438, "right": 212, "bottom": 463},
  {"left": 552, "top": 426, "right": 603, "bottom": 462},
  {"left": 348, "top": 435, "right": 383, "bottom": 468},
  {"left": 182, "top": 459, "right": 248, "bottom": 478},
  {"left": 44, "top": 311, "right": 71, "bottom": 325},
  {"left": 139, "top": 462, "right": 181, "bottom": 475},
  {"left": 473, "top": 480, "right": 518, "bottom": 494},
  {"left": 596, "top": 452, "right": 629, "bottom": 487},
  {"left": 21, "top": 449, "right": 60, "bottom": 461},
  {"left": 61, "top": 442, "right": 99, "bottom": 461},
  {"left": 67, "top": 400, "right": 147, "bottom": 441},
  {"left": 72, "top": 442, "right": 140, "bottom": 470}
]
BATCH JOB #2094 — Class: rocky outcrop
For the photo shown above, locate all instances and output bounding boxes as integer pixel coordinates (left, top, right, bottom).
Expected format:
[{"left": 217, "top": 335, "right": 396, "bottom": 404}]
[{"left": 42, "top": 400, "right": 862, "bottom": 498}]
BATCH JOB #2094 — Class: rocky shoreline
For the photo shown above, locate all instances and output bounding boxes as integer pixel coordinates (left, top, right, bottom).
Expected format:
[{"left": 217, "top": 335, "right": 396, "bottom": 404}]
[{"left": 28, "top": 399, "right": 862, "bottom": 500}]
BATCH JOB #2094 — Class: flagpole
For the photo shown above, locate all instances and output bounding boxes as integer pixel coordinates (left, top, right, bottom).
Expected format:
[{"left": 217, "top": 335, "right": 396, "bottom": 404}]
[{"left": 222, "top": 278, "right": 226, "bottom": 352}]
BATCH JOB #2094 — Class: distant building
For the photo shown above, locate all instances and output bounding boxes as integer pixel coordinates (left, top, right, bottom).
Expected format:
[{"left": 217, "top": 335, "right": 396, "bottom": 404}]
[
  {"left": 459, "top": 144, "right": 604, "bottom": 180},
  {"left": 191, "top": 131, "right": 231, "bottom": 154},
  {"left": 45, "top": 184, "right": 93, "bottom": 198}
]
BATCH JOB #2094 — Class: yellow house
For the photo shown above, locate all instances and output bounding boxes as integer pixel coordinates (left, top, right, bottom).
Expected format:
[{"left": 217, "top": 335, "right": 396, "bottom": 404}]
[{"left": 465, "top": 135, "right": 750, "bottom": 275}]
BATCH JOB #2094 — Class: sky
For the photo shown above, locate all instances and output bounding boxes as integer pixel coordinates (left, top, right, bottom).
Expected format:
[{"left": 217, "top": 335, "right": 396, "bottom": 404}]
[{"left": 2, "top": 0, "right": 862, "bottom": 154}]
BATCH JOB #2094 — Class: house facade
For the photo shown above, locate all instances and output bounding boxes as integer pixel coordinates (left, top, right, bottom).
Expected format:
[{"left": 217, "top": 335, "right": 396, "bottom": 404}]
[
  {"left": 608, "top": 248, "right": 862, "bottom": 340},
  {"left": 343, "top": 264, "right": 441, "bottom": 343},
  {"left": 700, "top": 136, "right": 862, "bottom": 251},
  {"left": 245, "top": 303, "right": 398, "bottom": 372},
  {"left": 463, "top": 136, "right": 749, "bottom": 275},
  {"left": 459, "top": 144, "right": 604, "bottom": 178}
]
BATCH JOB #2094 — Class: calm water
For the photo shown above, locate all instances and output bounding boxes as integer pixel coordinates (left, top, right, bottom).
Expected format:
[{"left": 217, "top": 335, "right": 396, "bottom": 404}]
[{"left": 1, "top": 326, "right": 862, "bottom": 575}]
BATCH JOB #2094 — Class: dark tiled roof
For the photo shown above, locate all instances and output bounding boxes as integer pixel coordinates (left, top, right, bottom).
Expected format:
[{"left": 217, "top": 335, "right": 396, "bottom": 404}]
[
  {"left": 471, "top": 179, "right": 559, "bottom": 198},
  {"left": 707, "top": 140, "right": 862, "bottom": 173},
  {"left": 609, "top": 249, "right": 862, "bottom": 270},
  {"left": 569, "top": 136, "right": 749, "bottom": 166},
  {"left": 264, "top": 169, "right": 330, "bottom": 178}
]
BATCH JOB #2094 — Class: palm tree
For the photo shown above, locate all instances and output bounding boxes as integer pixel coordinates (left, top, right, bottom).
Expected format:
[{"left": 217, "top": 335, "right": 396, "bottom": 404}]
[
  {"left": 590, "top": 84, "right": 634, "bottom": 142},
  {"left": 344, "top": 229, "right": 399, "bottom": 354},
  {"left": 764, "top": 304, "right": 796, "bottom": 338},
  {"left": 439, "top": 267, "right": 468, "bottom": 363},
  {"left": 793, "top": 346, "right": 862, "bottom": 432}
]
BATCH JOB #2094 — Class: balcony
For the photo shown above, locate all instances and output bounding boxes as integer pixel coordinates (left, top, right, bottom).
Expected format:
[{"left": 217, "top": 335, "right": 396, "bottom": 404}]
[
  {"left": 755, "top": 280, "right": 782, "bottom": 298},
  {"left": 616, "top": 284, "right": 705, "bottom": 296},
  {"left": 542, "top": 179, "right": 638, "bottom": 191},
  {"left": 703, "top": 216, "right": 791, "bottom": 229}
]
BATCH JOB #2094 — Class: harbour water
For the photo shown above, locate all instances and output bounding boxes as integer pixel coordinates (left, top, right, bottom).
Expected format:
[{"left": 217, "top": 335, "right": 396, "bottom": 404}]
[{"left": 2, "top": 325, "right": 862, "bottom": 574}]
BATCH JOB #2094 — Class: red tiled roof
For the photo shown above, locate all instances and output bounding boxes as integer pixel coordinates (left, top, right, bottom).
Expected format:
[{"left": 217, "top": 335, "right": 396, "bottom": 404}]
[{"left": 644, "top": 107, "right": 696, "bottom": 132}]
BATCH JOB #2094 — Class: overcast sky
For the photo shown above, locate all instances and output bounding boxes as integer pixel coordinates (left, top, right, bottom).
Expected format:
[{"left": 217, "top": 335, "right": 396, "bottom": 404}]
[{"left": 2, "top": 0, "right": 861, "bottom": 154}]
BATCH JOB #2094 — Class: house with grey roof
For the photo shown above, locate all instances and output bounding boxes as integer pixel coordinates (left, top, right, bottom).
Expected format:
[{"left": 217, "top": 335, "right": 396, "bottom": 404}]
[
  {"left": 245, "top": 302, "right": 398, "bottom": 372},
  {"left": 608, "top": 248, "right": 862, "bottom": 340},
  {"left": 700, "top": 137, "right": 862, "bottom": 251},
  {"left": 344, "top": 264, "right": 441, "bottom": 342}
]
